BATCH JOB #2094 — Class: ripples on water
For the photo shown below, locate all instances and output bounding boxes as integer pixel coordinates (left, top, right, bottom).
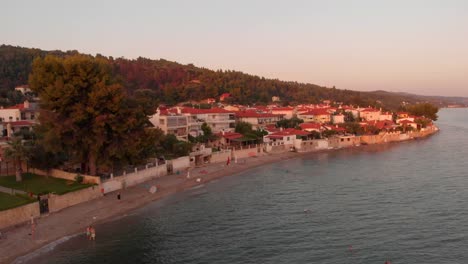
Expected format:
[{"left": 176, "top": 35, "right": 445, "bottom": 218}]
[{"left": 27, "top": 109, "right": 468, "bottom": 264}]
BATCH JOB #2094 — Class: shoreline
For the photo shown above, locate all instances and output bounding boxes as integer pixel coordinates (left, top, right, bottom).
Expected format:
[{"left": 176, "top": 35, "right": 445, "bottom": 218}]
[{"left": 0, "top": 130, "right": 438, "bottom": 264}]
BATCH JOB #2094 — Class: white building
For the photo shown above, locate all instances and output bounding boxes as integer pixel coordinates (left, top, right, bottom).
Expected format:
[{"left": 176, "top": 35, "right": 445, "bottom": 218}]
[
  {"left": 331, "top": 114, "right": 345, "bottom": 124},
  {"left": 149, "top": 109, "right": 189, "bottom": 141},
  {"left": 297, "top": 109, "right": 331, "bottom": 124},
  {"left": 14, "top": 85, "right": 32, "bottom": 94},
  {"left": 182, "top": 107, "right": 235, "bottom": 133},
  {"left": 359, "top": 108, "right": 381, "bottom": 121},
  {"left": 235, "top": 111, "right": 283, "bottom": 130},
  {"left": 0, "top": 100, "right": 39, "bottom": 137},
  {"left": 271, "top": 107, "right": 295, "bottom": 119}
]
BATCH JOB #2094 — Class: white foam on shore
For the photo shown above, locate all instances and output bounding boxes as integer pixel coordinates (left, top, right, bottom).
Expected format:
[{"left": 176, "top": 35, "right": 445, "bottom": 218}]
[
  {"left": 12, "top": 233, "right": 81, "bottom": 264},
  {"left": 189, "top": 184, "right": 205, "bottom": 190}
]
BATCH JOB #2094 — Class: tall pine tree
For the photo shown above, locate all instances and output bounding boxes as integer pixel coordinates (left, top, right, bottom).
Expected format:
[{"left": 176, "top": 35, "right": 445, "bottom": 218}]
[{"left": 29, "top": 55, "right": 157, "bottom": 175}]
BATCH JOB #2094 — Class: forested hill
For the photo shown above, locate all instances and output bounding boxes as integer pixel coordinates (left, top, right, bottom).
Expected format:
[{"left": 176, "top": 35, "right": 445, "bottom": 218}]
[{"left": 0, "top": 44, "right": 464, "bottom": 109}]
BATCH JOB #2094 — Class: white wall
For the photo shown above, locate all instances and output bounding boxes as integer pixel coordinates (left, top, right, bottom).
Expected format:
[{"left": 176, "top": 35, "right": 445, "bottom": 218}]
[
  {"left": 101, "top": 164, "right": 167, "bottom": 194},
  {"left": 0, "top": 109, "right": 21, "bottom": 122},
  {"left": 211, "top": 150, "right": 232, "bottom": 163},
  {"left": 170, "top": 156, "right": 190, "bottom": 173}
]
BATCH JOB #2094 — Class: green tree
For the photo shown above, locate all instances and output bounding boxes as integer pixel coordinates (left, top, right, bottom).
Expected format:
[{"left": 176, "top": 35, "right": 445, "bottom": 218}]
[
  {"left": 234, "top": 121, "right": 266, "bottom": 143},
  {"left": 235, "top": 121, "right": 253, "bottom": 135},
  {"left": 201, "top": 123, "right": 212, "bottom": 137},
  {"left": 406, "top": 103, "right": 439, "bottom": 121},
  {"left": 415, "top": 118, "right": 431, "bottom": 129},
  {"left": 158, "top": 134, "right": 192, "bottom": 158},
  {"left": 308, "top": 131, "right": 322, "bottom": 139},
  {"left": 344, "top": 122, "right": 364, "bottom": 135},
  {"left": 343, "top": 112, "right": 355, "bottom": 122},
  {"left": 29, "top": 144, "right": 67, "bottom": 178},
  {"left": 322, "top": 130, "right": 338, "bottom": 138},
  {"left": 29, "top": 55, "right": 157, "bottom": 176},
  {"left": 4, "top": 137, "right": 30, "bottom": 181},
  {"left": 276, "top": 117, "right": 304, "bottom": 129}
]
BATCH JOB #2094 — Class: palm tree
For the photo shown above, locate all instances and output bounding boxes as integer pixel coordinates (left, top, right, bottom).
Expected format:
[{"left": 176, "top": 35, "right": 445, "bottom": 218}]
[{"left": 4, "top": 137, "right": 30, "bottom": 182}]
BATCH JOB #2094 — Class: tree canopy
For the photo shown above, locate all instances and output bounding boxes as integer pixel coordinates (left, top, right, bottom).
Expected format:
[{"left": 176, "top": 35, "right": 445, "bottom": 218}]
[
  {"left": 29, "top": 55, "right": 158, "bottom": 175},
  {"left": 405, "top": 103, "right": 439, "bottom": 121},
  {"left": 276, "top": 117, "right": 304, "bottom": 129},
  {"left": 1, "top": 45, "right": 459, "bottom": 110}
]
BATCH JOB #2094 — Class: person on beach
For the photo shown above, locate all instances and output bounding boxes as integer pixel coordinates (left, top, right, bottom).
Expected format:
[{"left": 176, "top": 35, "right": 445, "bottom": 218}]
[
  {"left": 90, "top": 226, "right": 96, "bottom": 241},
  {"left": 86, "top": 226, "right": 91, "bottom": 240},
  {"left": 29, "top": 214, "right": 36, "bottom": 238}
]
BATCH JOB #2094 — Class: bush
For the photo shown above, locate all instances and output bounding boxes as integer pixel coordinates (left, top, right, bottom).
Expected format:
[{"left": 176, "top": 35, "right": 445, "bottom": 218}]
[{"left": 74, "top": 174, "right": 84, "bottom": 183}]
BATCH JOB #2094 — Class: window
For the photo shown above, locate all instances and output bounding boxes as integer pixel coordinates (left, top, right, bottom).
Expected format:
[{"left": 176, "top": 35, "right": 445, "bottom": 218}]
[{"left": 160, "top": 119, "right": 165, "bottom": 125}]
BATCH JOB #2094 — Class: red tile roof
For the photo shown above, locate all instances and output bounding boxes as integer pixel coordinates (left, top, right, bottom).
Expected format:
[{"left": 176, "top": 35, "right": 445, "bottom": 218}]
[
  {"left": 217, "top": 132, "right": 242, "bottom": 140},
  {"left": 4, "top": 103, "right": 25, "bottom": 110},
  {"left": 360, "top": 108, "right": 380, "bottom": 112},
  {"left": 236, "top": 111, "right": 282, "bottom": 118},
  {"left": 220, "top": 93, "right": 231, "bottom": 101},
  {"left": 299, "top": 109, "right": 330, "bottom": 116},
  {"left": 271, "top": 107, "right": 294, "bottom": 111},
  {"left": 399, "top": 120, "right": 416, "bottom": 125},
  {"left": 6, "top": 120, "right": 35, "bottom": 126},
  {"left": 299, "top": 123, "right": 322, "bottom": 130},
  {"left": 365, "top": 120, "right": 396, "bottom": 130},
  {"left": 181, "top": 107, "right": 234, "bottom": 114}
]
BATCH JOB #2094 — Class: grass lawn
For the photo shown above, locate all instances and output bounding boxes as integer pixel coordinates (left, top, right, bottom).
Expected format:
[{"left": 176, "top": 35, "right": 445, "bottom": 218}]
[
  {"left": 0, "top": 192, "right": 35, "bottom": 211},
  {"left": 0, "top": 173, "right": 92, "bottom": 195}
]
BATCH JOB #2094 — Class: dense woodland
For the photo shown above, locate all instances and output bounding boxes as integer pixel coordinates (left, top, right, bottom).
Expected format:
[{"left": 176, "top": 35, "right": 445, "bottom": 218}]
[
  {"left": 0, "top": 45, "right": 443, "bottom": 177},
  {"left": 1, "top": 44, "right": 462, "bottom": 110}
]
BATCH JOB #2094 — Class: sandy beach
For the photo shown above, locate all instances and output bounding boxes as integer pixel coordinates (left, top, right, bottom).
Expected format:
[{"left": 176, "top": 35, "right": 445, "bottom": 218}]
[
  {"left": 0, "top": 129, "right": 439, "bottom": 264},
  {"left": 0, "top": 151, "right": 301, "bottom": 264}
]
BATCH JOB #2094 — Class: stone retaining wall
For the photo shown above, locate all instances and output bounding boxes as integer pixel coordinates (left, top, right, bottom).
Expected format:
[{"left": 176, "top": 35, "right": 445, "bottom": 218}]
[
  {"left": 48, "top": 186, "right": 102, "bottom": 213},
  {"left": 26, "top": 167, "right": 101, "bottom": 185},
  {"left": 0, "top": 202, "right": 40, "bottom": 230},
  {"left": 210, "top": 150, "right": 232, "bottom": 164}
]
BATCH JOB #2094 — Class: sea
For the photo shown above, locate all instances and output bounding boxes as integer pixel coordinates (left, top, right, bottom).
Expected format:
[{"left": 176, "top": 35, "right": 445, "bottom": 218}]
[{"left": 21, "top": 108, "right": 468, "bottom": 264}]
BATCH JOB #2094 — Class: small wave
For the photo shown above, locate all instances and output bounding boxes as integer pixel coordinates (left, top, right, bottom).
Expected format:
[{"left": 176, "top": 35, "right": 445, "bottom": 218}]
[
  {"left": 189, "top": 184, "right": 205, "bottom": 190},
  {"left": 12, "top": 233, "right": 81, "bottom": 264}
]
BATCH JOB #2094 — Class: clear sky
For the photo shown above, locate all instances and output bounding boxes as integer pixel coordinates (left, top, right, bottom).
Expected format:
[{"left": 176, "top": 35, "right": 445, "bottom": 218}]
[{"left": 2, "top": 0, "right": 468, "bottom": 97}]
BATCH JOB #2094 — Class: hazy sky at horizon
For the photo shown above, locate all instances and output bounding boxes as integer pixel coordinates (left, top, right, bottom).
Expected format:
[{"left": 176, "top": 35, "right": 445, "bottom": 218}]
[{"left": 2, "top": 0, "right": 468, "bottom": 97}]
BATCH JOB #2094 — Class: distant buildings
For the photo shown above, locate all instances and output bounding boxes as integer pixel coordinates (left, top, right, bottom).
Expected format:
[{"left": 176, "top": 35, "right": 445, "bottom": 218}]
[
  {"left": 148, "top": 95, "right": 435, "bottom": 148},
  {"left": 0, "top": 100, "right": 39, "bottom": 137},
  {"left": 235, "top": 111, "right": 283, "bottom": 130},
  {"left": 297, "top": 109, "right": 331, "bottom": 123},
  {"left": 15, "top": 85, "right": 32, "bottom": 94},
  {"left": 149, "top": 107, "right": 236, "bottom": 141}
]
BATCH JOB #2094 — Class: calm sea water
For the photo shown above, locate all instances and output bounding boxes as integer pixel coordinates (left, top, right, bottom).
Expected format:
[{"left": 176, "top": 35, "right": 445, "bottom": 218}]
[{"left": 24, "top": 108, "right": 468, "bottom": 264}]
